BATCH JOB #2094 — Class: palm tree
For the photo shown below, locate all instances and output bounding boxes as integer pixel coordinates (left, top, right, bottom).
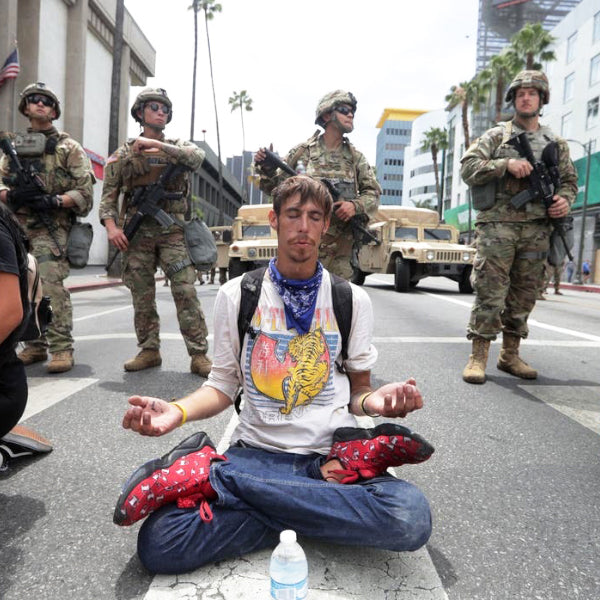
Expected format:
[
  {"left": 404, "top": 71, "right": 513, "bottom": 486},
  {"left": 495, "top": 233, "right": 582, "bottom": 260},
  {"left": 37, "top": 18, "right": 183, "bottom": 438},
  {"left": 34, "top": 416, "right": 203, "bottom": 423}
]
[
  {"left": 420, "top": 127, "right": 448, "bottom": 216},
  {"left": 228, "top": 90, "right": 253, "bottom": 201},
  {"left": 478, "top": 49, "right": 522, "bottom": 123},
  {"left": 412, "top": 198, "right": 437, "bottom": 211},
  {"left": 198, "top": 0, "right": 224, "bottom": 222},
  {"left": 189, "top": 1, "right": 200, "bottom": 141},
  {"left": 445, "top": 78, "right": 486, "bottom": 149},
  {"left": 510, "top": 22, "right": 556, "bottom": 70}
]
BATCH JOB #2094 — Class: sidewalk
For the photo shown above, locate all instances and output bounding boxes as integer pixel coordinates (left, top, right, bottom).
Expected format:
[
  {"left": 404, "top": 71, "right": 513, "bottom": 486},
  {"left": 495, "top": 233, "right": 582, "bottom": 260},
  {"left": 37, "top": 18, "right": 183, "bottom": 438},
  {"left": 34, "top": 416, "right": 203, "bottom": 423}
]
[{"left": 65, "top": 265, "right": 165, "bottom": 292}]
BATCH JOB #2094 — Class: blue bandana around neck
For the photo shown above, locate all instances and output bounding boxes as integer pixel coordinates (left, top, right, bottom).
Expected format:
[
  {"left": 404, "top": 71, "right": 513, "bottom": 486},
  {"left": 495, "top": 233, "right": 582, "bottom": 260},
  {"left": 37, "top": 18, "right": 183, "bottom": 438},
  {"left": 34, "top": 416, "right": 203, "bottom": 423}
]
[{"left": 268, "top": 258, "right": 323, "bottom": 335}]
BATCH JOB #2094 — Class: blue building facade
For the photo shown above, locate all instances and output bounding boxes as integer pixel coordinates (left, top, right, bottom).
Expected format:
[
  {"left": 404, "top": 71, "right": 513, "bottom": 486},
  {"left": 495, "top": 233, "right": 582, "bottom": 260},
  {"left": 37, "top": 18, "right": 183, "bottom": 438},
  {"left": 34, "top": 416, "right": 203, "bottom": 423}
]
[{"left": 376, "top": 108, "right": 426, "bottom": 205}]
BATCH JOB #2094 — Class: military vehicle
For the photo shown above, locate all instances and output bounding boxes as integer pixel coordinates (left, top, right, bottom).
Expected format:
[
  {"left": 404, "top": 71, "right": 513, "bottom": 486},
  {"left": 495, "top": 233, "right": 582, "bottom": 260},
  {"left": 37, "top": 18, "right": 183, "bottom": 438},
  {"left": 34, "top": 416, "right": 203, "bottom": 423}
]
[
  {"left": 228, "top": 204, "right": 277, "bottom": 279},
  {"left": 351, "top": 205, "right": 475, "bottom": 293}
]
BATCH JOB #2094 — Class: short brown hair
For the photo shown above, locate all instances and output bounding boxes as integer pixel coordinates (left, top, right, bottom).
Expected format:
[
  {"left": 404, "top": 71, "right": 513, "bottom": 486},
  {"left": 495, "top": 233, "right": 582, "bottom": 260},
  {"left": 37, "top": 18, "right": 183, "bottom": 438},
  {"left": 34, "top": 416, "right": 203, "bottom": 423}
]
[{"left": 271, "top": 175, "right": 332, "bottom": 218}]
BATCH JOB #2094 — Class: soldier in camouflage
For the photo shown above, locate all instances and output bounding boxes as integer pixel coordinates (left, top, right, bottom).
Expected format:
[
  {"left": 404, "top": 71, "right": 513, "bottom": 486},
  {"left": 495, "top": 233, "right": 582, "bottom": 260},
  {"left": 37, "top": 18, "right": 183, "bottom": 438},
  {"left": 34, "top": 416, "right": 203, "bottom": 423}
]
[
  {"left": 0, "top": 82, "right": 95, "bottom": 373},
  {"left": 99, "top": 88, "right": 212, "bottom": 376},
  {"left": 460, "top": 70, "right": 578, "bottom": 384},
  {"left": 254, "top": 90, "right": 381, "bottom": 280}
]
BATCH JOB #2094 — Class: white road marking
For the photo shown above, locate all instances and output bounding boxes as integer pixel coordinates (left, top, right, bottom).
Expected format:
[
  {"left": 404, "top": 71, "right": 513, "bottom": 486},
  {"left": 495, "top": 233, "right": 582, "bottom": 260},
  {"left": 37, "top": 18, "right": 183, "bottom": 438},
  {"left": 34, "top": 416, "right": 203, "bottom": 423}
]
[
  {"left": 22, "top": 377, "right": 98, "bottom": 420},
  {"left": 73, "top": 305, "right": 132, "bottom": 322},
  {"left": 523, "top": 386, "right": 600, "bottom": 436}
]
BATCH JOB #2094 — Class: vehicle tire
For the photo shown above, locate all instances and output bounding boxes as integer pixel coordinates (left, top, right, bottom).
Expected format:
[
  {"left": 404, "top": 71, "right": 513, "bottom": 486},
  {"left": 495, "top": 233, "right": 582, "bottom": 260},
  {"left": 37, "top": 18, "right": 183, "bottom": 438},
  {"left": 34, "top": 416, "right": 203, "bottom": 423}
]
[
  {"left": 459, "top": 265, "right": 474, "bottom": 294},
  {"left": 394, "top": 257, "right": 411, "bottom": 292},
  {"left": 228, "top": 258, "right": 247, "bottom": 280},
  {"left": 351, "top": 267, "right": 366, "bottom": 286}
]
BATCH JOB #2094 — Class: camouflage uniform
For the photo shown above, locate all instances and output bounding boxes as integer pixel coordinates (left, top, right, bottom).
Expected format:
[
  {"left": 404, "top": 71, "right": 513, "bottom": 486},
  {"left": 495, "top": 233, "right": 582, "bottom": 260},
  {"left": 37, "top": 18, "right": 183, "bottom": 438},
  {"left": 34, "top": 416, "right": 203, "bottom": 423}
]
[
  {"left": 461, "top": 120, "right": 578, "bottom": 340},
  {"left": 257, "top": 132, "right": 380, "bottom": 279},
  {"left": 99, "top": 137, "right": 209, "bottom": 357},
  {"left": 0, "top": 126, "right": 94, "bottom": 354}
]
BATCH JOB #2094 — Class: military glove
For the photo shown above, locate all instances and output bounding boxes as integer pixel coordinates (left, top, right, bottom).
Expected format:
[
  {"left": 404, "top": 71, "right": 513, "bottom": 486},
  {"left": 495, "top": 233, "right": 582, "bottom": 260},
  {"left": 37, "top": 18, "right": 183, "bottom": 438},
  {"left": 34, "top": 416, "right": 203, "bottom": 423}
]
[
  {"left": 7, "top": 186, "right": 43, "bottom": 207},
  {"left": 29, "top": 194, "right": 61, "bottom": 212}
]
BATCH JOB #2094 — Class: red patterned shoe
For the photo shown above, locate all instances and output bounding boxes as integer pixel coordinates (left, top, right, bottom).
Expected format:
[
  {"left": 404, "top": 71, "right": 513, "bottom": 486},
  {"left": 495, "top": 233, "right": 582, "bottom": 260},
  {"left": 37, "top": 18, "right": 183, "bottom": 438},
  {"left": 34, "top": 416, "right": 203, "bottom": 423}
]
[
  {"left": 113, "top": 431, "right": 226, "bottom": 526},
  {"left": 326, "top": 423, "right": 434, "bottom": 484}
]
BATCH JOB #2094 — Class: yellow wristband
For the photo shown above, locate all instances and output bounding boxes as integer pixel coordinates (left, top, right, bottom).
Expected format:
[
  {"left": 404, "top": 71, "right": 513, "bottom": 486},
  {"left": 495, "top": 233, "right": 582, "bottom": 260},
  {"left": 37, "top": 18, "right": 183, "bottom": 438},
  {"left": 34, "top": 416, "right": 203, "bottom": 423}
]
[
  {"left": 360, "top": 392, "right": 380, "bottom": 418},
  {"left": 170, "top": 401, "right": 187, "bottom": 426}
]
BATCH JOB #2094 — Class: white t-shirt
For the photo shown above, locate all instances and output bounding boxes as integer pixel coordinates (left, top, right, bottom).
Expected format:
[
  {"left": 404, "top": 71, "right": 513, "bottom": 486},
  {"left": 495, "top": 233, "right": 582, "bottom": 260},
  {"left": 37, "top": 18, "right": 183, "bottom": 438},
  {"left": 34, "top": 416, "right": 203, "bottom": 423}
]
[{"left": 204, "top": 268, "right": 378, "bottom": 454}]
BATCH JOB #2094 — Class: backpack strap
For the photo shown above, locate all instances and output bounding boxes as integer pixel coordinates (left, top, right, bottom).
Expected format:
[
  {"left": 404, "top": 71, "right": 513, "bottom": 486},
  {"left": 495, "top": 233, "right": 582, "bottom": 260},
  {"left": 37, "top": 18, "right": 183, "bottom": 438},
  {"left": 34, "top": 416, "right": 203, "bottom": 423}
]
[
  {"left": 234, "top": 266, "right": 267, "bottom": 413},
  {"left": 329, "top": 272, "right": 353, "bottom": 373}
]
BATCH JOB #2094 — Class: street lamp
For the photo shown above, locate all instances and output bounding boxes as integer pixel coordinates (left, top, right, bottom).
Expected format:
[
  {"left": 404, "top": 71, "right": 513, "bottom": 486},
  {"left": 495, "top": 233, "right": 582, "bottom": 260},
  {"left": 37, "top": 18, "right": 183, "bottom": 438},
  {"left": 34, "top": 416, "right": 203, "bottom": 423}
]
[{"left": 566, "top": 139, "right": 592, "bottom": 285}]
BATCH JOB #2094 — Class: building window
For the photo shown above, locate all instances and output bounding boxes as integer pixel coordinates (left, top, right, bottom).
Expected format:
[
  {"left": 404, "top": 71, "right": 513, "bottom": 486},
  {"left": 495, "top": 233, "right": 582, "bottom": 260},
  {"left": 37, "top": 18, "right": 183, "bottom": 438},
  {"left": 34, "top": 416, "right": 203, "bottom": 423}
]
[
  {"left": 567, "top": 32, "right": 577, "bottom": 63},
  {"left": 594, "top": 11, "right": 600, "bottom": 43},
  {"left": 591, "top": 54, "right": 600, "bottom": 87},
  {"left": 564, "top": 72, "right": 575, "bottom": 102},
  {"left": 588, "top": 97, "right": 599, "bottom": 129},
  {"left": 561, "top": 112, "right": 573, "bottom": 138}
]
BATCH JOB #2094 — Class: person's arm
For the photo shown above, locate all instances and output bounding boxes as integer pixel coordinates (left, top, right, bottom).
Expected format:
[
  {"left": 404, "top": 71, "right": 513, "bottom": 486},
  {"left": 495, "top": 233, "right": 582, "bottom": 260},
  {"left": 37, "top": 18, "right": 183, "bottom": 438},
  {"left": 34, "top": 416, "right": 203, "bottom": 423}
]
[
  {"left": 131, "top": 137, "right": 205, "bottom": 171},
  {"left": 59, "top": 139, "right": 95, "bottom": 217},
  {"left": 460, "top": 127, "right": 513, "bottom": 187},
  {"left": 347, "top": 371, "right": 424, "bottom": 419},
  {"left": 0, "top": 272, "right": 23, "bottom": 344},
  {"left": 121, "top": 385, "right": 232, "bottom": 437},
  {"left": 352, "top": 150, "right": 381, "bottom": 218}
]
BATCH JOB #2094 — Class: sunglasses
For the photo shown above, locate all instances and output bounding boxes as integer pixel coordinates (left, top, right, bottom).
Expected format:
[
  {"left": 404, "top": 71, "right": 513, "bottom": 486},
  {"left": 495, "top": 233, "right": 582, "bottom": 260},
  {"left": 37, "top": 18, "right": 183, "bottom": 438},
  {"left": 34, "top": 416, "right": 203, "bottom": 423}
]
[
  {"left": 27, "top": 94, "right": 55, "bottom": 108},
  {"left": 335, "top": 106, "right": 354, "bottom": 116},
  {"left": 147, "top": 102, "right": 171, "bottom": 115}
]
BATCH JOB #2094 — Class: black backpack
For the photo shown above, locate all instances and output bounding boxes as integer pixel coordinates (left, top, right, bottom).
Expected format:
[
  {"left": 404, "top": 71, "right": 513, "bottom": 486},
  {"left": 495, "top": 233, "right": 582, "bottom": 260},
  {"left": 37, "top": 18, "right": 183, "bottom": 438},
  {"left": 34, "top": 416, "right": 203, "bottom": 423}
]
[{"left": 234, "top": 266, "right": 353, "bottom": 413}]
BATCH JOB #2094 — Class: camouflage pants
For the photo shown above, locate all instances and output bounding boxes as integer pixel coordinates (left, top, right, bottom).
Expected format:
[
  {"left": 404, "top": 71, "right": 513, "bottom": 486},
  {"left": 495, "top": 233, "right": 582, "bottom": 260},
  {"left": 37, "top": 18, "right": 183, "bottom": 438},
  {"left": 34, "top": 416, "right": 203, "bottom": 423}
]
[
  {"left": 319, "top": 232, "right": 354, "bottom": 280},
  {"left": 20, "top": 219, "right": 73, "bottom": 353},
  {"left": 467, "top": 221, "right": 551, "bottom": 341},
  {"left": 122, "top": 221, "right": 208, "bottom": 355}
]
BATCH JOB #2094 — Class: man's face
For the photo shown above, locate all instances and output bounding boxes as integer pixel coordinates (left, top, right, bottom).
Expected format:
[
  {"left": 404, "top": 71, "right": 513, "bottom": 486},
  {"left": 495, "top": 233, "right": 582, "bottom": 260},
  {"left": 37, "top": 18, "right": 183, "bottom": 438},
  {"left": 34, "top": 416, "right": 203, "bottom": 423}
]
[
  {"left": 270, "top": 193, "right": 330, "bottom": 266},
  {"left": 141, "top": 101, "right": 170, "bottom": 128},
  {"left": 25, "top": 93, "right": 56, "bottom": 121},
  {"left": 514, "top": 87, "right": 541, "bottom": 118},
  {"left": 325, "top": 103, "right": 354, "bottom": 134}
]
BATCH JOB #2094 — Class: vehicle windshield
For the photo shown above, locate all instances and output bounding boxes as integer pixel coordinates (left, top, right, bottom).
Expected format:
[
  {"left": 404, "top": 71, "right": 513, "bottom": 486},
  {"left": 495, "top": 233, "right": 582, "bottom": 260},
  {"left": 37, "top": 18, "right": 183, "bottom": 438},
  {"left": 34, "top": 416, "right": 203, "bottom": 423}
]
[
  {"left": 242, "top": 224, "right": 271, "bottom": 238},
  {"left": 395, "top": 227, "right": 418, "bottom": 240},
  {"left": 424, "top": 228, "right": 452, "bottom": 241}
]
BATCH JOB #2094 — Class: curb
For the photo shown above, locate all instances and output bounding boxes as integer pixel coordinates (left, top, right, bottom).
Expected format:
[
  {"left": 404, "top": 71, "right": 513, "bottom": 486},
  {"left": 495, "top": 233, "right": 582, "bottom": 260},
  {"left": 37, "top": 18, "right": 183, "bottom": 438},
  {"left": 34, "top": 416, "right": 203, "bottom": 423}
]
[{"left": 553, "top": 283, "right": 600, "bottom": 294}]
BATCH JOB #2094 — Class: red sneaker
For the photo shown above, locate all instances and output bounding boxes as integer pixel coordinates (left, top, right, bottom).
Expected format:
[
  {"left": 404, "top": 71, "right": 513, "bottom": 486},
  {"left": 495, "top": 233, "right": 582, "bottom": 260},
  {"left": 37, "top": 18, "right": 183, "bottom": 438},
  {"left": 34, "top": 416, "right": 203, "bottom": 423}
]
[
  {"left": 113, "top": 432, "right": 226, "bottom": 526},
  {"left": 326, "top": 423, "right": 434, "bottom": 484}
]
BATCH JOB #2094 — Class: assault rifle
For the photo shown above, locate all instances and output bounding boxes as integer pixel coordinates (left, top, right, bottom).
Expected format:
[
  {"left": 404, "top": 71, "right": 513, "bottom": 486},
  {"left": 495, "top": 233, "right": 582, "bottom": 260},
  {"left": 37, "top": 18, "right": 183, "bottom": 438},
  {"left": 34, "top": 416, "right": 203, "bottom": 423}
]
[
  {"left": 507, "top": 132, "right": 574, "bottom": 261},
  {"left": 106, "top": 162, "right": 186, "bottom": 270},
  {"left": 0, "top": 133, "right": 64, "bottom": 257},
  {"left": 260, "top": 147, "right": 381, "bottom": 251}
]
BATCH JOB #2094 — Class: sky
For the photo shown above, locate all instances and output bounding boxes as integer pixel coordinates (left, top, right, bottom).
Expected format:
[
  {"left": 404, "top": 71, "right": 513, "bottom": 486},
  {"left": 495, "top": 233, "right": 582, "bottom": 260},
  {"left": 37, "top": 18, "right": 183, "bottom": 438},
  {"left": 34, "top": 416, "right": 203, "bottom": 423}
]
[{"left": 124, "top": 0, "right": 480, "bottom": 165}]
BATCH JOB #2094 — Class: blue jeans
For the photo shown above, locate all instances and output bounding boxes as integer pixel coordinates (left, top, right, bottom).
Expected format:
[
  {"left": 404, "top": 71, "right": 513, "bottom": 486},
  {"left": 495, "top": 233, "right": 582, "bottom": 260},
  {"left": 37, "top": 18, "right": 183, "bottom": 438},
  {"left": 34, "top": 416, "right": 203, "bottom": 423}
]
[{"left": 137, "top": 445, "right": 432, "bottom": 574}]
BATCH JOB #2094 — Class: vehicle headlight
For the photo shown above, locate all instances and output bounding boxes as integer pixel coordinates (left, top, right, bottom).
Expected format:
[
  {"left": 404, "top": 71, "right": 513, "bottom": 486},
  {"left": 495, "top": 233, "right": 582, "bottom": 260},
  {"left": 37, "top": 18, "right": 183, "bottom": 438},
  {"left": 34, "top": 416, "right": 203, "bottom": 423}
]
[
  {"left": 248, "top": 248, "right": 257, "bottom": 258},
  {"left": 463, "top": 252, "right": 471, "bottom": 261},
  {"left": 426, "top": 250, "right": 435, "bottom": 261}
]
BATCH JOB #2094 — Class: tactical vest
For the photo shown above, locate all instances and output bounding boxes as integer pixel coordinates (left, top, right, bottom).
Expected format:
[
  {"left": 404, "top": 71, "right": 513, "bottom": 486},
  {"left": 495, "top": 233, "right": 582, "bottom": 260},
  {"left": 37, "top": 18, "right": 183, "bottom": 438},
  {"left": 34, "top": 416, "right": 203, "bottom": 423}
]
[
  {"left": 123, "top": 146, "right": 188, "bottom": 216},
  {"left": 483, "top": 122, "right": 557, "bottom": 222}
]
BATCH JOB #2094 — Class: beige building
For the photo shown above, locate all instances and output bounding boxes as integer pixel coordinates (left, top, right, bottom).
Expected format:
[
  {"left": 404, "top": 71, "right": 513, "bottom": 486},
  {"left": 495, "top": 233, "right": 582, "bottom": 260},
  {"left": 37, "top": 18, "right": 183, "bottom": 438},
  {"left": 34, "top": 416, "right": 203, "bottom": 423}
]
[{"left": 0, "top": 0, "right": 155, "bottom": 264}]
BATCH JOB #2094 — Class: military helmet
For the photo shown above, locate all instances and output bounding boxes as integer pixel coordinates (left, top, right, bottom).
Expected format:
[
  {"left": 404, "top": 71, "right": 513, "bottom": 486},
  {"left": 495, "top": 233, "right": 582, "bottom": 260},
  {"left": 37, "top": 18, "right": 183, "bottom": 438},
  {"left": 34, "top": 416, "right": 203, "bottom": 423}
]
[
  {"left": 130, "top": 87, "right": 173, "bottom": 124},
  {"left": 505, "top": 70, "right": 550, "bottom": 105},
  {"left": 18, "top": 82, "right": 61, "bottom": 119},
  {"left": 315, "top": 90, "right": 357, "bottom": 127}
]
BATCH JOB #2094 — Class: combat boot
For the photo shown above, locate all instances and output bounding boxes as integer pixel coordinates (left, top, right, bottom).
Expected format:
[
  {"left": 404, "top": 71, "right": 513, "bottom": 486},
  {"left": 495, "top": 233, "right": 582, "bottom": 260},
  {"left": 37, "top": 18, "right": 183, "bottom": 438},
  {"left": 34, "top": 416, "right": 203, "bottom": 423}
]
[
  {"left": 18, "top": 346, "right": 48, "bottom": 366},
  {"left": 124, "top": 349, "right": 162, "bottom": 372},
  {"left": 462, "top": 337, "right": 490, "bottom": 384},
  {"left": 47, "top": 350, "right": 74, "bottom": 374},
  {"left": 497, "top": 333, "right": 537, "bottom": 379},
  {"left": 190, "top": 354, "right": 212, "bottom": 377}
]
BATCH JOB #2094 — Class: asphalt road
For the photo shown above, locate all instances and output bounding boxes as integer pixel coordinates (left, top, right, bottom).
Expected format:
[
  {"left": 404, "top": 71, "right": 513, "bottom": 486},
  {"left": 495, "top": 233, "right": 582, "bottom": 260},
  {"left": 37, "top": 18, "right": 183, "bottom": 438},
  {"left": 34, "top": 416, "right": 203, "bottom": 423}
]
[{"left": 1, "top": 275, "right": 599, "bottom": 599}]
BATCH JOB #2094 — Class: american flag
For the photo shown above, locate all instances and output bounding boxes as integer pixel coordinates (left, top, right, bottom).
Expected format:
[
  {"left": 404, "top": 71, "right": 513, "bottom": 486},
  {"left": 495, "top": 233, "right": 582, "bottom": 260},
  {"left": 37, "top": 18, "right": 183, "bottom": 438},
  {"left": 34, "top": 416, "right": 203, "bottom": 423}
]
[{"left": 0, "top": 48, "right": 20, "bottom": 89}]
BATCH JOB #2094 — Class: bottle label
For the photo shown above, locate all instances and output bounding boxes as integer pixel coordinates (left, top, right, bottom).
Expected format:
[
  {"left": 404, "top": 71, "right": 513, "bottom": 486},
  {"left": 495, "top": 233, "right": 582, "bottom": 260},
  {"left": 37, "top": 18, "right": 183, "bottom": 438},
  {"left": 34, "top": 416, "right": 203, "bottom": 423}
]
[{"left": 270, "top": 576, "right": 308, "bottom": 599}]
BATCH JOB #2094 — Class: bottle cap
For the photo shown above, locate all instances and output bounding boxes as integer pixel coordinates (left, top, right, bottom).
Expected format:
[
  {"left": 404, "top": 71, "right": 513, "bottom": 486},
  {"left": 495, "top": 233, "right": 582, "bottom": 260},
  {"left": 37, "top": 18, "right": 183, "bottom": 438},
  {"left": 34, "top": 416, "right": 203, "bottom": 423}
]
[{"left": 280, "top": 529, "right": 297, "bottom": 544}]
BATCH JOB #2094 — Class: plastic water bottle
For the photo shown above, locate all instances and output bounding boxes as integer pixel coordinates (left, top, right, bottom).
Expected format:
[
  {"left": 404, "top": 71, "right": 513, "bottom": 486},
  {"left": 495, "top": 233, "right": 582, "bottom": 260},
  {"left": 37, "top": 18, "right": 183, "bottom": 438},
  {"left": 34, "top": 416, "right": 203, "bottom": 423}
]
[
  {"left": 296, "top": 160, "right": 306, "bottom": 175},
  {"left": 269, "top": 529, "right": 308, "bottom": 599}
]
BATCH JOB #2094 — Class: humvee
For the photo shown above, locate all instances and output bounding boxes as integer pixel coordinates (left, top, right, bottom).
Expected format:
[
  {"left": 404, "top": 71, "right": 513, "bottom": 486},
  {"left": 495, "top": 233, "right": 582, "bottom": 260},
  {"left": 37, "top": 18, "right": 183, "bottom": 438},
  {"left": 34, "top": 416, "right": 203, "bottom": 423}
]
[
  {"left": 351, "top": 205, "right": 475, "bottom": 293},
  {"left": 228, "top": 204, "right": 277, "bottom": 279}
]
